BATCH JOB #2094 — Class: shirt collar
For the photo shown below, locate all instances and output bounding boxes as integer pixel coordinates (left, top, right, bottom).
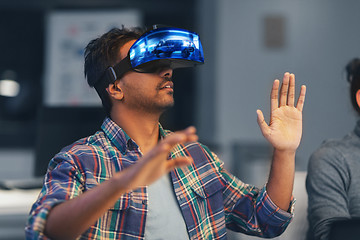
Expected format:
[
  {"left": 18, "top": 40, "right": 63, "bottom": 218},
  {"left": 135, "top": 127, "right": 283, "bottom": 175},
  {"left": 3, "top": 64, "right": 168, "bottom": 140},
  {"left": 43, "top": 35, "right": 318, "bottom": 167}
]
[
  {"left": 101, "top": 117, "right": 170, "bottom": 154},
  {"left": 159, "top": 123, "right": 171, "bottom": 138},
  {"left": 101, "top": 117, "right": 135, "bottom": 154}
]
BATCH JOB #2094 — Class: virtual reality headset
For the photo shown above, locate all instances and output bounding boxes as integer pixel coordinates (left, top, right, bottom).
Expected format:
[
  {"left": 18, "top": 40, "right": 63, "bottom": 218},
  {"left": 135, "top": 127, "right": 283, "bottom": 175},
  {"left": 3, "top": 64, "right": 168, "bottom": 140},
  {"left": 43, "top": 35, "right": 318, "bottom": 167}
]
[{"left": 101, "top": 26, "right": 204, "bottom": 85}]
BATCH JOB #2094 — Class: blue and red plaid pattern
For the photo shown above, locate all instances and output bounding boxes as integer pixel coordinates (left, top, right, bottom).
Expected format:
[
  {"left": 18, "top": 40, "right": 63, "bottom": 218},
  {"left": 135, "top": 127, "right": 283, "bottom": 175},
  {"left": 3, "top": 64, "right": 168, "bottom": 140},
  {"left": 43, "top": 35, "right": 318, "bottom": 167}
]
[{"left": 26, "top": 117, "right": 294, "bottom": 239}]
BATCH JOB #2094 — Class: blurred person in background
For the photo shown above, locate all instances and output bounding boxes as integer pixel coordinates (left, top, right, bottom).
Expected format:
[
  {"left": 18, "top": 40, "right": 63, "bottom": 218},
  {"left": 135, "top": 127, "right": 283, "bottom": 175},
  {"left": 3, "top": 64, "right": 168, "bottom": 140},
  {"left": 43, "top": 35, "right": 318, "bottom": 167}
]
[
  {"left": 306, "top": 58, "right": 360, "bottom": 240},
  {"left": 26, "top": 25, "right": 306, "bottom": 239}
]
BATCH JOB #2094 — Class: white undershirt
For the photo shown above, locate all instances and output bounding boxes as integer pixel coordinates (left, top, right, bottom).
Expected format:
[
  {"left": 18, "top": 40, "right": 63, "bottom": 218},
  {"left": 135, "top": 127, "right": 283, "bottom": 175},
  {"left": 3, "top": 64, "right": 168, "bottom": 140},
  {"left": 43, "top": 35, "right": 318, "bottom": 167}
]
[{"left": 144, "top": 174, "right": 190, "bottom": 240}]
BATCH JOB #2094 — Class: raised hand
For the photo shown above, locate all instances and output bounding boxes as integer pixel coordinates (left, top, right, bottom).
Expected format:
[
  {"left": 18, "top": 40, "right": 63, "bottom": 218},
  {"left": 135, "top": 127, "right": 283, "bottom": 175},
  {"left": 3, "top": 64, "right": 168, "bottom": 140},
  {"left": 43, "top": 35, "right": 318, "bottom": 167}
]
[
  {"left": 256, "top": 72, "right": 306, "bottom": 152},
  {"left": 124, "top": 126, "right": 198, "bottom": 191}
]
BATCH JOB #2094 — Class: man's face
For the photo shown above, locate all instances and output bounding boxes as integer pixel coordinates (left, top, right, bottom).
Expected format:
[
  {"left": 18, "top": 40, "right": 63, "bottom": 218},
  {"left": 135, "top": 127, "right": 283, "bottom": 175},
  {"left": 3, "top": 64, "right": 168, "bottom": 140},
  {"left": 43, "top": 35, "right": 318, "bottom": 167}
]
[{"left": 116, "top": 40, "right": 175, "bottom": 114}]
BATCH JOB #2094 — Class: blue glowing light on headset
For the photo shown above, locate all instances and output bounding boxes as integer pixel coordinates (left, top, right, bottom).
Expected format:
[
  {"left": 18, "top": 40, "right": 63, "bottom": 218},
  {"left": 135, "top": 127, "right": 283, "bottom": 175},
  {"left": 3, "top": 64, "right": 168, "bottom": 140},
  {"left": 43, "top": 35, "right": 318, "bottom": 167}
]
[
  {"left": 100, "top": 26, "right": 204, "bottom": 85},
  {"left": 129, "top": 28, "right": 204, "bottom": 69}
]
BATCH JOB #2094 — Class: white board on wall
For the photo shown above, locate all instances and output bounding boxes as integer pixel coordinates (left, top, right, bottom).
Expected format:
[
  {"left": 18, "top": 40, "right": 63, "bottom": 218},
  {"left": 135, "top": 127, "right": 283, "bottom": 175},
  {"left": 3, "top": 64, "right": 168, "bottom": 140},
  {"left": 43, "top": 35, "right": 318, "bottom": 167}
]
[{"left": 43, "top": 10, "right": 142, "bottom": 107}]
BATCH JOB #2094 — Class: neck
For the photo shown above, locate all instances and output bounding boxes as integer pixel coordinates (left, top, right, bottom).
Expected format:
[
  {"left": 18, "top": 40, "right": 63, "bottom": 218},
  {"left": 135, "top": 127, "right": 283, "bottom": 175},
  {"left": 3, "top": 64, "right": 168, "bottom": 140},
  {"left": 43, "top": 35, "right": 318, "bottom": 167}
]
[{"left": 110, "top": 108, "right": 162, "bottom": 155}]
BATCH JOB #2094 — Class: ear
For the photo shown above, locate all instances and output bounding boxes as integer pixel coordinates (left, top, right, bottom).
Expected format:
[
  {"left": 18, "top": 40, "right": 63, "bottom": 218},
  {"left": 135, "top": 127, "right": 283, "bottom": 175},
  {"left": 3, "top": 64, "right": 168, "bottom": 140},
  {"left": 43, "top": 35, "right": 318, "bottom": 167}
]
[
  {"left": 106, "top": 81, "right": 124, "bottom": 101},
  {"left": 356, "top": 89, "right": 360, "bottom": 109}
]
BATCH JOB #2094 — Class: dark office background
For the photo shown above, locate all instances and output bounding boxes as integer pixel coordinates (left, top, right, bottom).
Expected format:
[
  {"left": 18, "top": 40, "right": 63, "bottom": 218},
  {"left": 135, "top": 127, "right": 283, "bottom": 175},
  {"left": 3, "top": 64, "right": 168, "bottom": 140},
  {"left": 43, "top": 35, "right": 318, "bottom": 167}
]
[{"left": 0, "top": 0, "right": 199, "bottom": 176}]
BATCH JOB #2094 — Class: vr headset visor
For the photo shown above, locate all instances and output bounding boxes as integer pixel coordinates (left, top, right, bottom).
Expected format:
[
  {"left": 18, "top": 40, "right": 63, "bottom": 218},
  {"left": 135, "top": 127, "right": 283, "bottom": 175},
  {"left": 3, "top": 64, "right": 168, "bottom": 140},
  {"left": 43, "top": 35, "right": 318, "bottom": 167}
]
[{"left": 101, "top": 26, "right": 204, "bottom": 85}]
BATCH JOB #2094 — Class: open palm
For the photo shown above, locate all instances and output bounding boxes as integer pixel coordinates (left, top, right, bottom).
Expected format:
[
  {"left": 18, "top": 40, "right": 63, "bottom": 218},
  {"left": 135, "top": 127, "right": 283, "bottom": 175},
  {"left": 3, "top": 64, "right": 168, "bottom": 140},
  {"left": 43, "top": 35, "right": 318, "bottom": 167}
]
[{"left": 257, "top": 73, "right": 306, "bottom": 152}]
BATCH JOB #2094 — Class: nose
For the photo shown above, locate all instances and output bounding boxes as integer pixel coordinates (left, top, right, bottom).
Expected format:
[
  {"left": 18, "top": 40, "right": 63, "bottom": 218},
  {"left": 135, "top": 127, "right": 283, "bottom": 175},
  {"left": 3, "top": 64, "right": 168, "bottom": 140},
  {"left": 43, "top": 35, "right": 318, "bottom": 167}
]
[{"left": 158, "top": 68, "right": 173, "bottom": 79}]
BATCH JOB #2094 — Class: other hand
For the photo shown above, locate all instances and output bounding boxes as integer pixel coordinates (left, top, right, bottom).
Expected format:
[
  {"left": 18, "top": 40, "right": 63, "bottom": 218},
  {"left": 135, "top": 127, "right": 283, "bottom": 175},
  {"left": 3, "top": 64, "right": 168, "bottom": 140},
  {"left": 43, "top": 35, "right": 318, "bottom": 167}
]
[
  {"left": 257, "top": 72, "right": 306, "bottom": 152},
  {"left": 124, "top": 126, "right": 198, "bottom": 191}
]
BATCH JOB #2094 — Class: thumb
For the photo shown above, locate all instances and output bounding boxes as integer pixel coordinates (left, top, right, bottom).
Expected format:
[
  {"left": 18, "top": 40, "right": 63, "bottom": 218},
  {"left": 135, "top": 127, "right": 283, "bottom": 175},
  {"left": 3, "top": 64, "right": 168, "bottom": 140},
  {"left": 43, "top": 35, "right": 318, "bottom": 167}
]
[{"left": 256, "top": 109, "right": 269, "bottom": 137}]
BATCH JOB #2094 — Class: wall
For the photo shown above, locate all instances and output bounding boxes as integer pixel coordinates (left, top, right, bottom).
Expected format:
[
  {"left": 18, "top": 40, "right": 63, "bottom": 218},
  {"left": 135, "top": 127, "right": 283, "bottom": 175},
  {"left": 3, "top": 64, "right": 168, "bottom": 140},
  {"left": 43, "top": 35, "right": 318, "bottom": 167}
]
[
  {"left": 197, "top": 0, "right": 360, "bottom": 171},
  {"left": 195, "top": 1, "right": 360, "bottom": 239}
]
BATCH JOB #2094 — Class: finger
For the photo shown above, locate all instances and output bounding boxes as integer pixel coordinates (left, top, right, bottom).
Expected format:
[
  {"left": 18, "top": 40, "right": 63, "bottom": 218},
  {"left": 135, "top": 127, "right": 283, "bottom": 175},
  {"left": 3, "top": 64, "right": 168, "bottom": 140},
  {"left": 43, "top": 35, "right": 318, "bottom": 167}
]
[
  {"left": 270, "top": 79, "right": 280, "bottom": 112},
  {"left": 161, "top": 127, "right": 198, "bottom": 149},
  {"left": 171, "top": 126, "right": 196, "bottom": 138},
  {"left": 145, "top": 141, "right": 173, "bottom": 160},
  {"left": 256, "top": 109, "right": 270, "bottom": 137},
  {"left": 279, "top": 72, "right": 290, "bottom": 106},
  {"left": 296, "top": 85, "right": 306, "bottom": 112},
  {"left": 287, "top": 73, "right": 295, "bottom": 107},
  {"left": 161, "top": 134, "right": 187, "bottom": 151},
  {"left": 148, "top": 140, "right": 189, "bottom": 165},
  {"left": 178, "top": 126, "right": 199, "bottom": 142},
  {"left": 182, "top": 126, "right": 198, "bottom": 142},
  {"left": 166, "top": 156, "right": 193, "bottom": 172}
]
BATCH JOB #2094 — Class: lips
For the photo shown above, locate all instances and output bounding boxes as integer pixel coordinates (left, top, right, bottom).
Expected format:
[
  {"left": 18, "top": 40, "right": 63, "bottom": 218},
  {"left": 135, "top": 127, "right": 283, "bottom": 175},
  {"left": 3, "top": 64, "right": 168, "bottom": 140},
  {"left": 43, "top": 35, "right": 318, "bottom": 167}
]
[{"left": 159, "top": 81, "right": 174, "bottom": 90}]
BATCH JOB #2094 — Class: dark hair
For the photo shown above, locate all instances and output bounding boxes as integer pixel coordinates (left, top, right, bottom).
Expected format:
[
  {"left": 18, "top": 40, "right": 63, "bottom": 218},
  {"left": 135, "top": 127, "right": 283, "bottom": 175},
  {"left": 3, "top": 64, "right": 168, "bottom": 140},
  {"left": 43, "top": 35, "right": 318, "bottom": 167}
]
[
  {"left": 84, "top": 26, "right": 146, "bottom": 115},
  {"left": 345, "top": 58, "right": 360, "bottom": 114}
]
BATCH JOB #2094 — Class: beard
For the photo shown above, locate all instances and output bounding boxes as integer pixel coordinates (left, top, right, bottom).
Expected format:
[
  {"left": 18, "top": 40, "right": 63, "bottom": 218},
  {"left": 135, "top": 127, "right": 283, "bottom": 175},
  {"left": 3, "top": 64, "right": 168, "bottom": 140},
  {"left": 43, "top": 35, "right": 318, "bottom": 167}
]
[{"left": 123, "top": 77, "right": 175, "bottom": 114}]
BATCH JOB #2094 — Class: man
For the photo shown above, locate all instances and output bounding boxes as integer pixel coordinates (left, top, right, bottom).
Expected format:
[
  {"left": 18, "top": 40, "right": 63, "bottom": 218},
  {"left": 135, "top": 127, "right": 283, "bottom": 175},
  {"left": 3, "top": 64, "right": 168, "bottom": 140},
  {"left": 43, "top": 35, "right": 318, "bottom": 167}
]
[{"left": 26, "top": 26, "right": 306, "bottom": 239}]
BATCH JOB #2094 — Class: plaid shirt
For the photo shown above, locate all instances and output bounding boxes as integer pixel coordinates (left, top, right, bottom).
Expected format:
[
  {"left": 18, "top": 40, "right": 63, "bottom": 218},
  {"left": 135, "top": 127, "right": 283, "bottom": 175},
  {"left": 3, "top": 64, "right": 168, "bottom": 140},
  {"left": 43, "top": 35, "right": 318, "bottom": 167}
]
[{"left": 26, "top": 117, "right": 294, "bottom": 239}]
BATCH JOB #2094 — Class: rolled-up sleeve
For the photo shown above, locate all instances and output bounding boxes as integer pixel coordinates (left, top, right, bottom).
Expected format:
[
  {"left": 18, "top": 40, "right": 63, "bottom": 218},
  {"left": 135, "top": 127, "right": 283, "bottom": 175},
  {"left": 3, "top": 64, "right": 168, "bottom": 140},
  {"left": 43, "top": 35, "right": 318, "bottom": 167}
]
[
  {"left": 211, "top": 151, "right": 294, "bottom": 237},
  {"left": 25, "top": 155, "right": 84, "bottom": 239}
]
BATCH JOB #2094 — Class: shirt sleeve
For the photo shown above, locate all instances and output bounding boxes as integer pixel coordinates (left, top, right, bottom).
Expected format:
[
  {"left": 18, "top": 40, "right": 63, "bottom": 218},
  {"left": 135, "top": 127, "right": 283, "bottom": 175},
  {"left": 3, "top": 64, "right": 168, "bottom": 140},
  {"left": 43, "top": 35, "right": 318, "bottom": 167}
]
[
  {"left": 25, "top": 154, "right": 84, "bottom": 240},
  {"left": 209, "top": 150, "right": 294, "bottom": 238},
  {"left": 306, "top": 145, "right": 350, "bottom": 240}
]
